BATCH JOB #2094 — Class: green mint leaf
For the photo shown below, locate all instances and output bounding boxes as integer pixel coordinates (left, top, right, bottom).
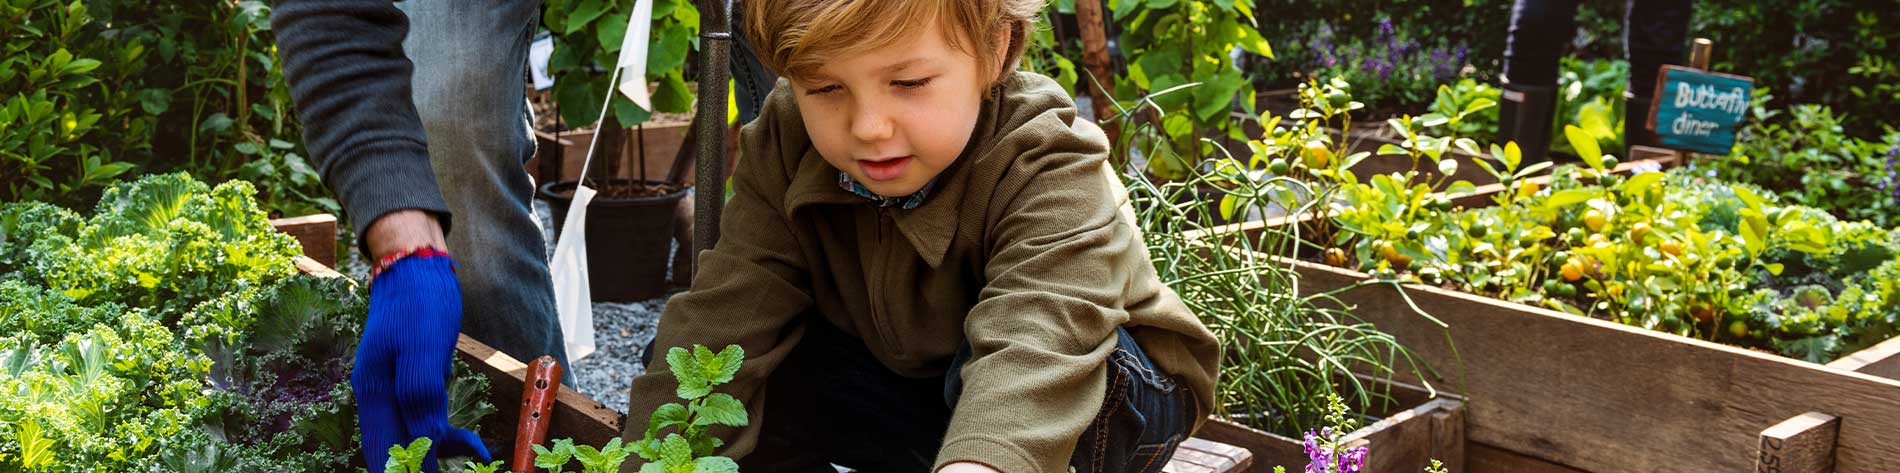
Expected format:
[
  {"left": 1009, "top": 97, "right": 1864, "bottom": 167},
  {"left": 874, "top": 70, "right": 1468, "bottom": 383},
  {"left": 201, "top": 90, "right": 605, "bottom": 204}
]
[
  {"left": 667, "top": 347, "right": 709, "bottom": 392},
  {"left": 659, "top": 434, "right": 693, "bottom": 468},
  {"left": 464, "top": 460, "right": 505, "bottom": 473},
  {"left": 692, "top": 393, "right": 748, "bottom": 427},
  {"left": 686, "top": 433, "right": 722, "bottom": 457},
  {"left": 693, "top": 456, "right": 740, "bottom": 473},
  {"left": 709, "top": 345, "right": 743, "bottom": 385}
]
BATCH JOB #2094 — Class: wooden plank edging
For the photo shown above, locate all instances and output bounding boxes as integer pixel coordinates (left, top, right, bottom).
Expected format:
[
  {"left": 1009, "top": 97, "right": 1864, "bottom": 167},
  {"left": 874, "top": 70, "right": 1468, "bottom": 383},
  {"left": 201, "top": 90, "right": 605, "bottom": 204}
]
[
  {"left": 270, "top": 214, "right": 338, "bottom": 268},
  {"left": 1271, "top": 252, "right": 1900, "bottom": 472}
]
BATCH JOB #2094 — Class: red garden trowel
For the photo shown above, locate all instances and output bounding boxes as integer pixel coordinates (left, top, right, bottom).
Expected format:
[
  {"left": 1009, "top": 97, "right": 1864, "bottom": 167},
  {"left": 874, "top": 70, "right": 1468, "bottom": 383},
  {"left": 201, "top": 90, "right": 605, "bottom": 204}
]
[{"left": 511, "top": 356, "right": 564, "bottom": 473}]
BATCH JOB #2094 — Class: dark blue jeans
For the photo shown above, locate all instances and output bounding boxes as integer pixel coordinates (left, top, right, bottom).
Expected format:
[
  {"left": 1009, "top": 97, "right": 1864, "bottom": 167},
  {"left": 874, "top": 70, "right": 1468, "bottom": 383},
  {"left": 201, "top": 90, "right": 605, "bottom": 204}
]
[
  {"left": 736, "top": 319, "right": 1194, "bottom": 472},
  {"left": 1503, "top": 0, "right": 1694, "bottom": 96}
]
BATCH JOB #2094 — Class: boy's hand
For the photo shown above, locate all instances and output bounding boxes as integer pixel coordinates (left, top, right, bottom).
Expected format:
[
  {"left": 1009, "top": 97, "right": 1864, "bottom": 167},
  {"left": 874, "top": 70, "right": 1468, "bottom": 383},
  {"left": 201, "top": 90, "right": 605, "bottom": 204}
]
[{"left": 938, "top": 462, "right": 1003, "bottom": 473}]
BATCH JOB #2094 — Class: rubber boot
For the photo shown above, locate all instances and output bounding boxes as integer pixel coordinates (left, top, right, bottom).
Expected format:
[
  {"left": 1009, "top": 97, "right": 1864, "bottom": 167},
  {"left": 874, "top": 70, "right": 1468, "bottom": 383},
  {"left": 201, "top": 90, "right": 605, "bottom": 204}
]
[
  {"left": 1624, "top": 94, "right": 1658, "bottom": 154},
  {"left": 1498, "top": 81, "right": 1559, "bottom": 163}
]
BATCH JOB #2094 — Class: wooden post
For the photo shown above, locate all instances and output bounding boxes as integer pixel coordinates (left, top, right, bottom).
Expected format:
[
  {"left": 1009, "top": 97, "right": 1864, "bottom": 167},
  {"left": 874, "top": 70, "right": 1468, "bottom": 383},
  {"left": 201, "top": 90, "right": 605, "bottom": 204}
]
[
  {"left": 1689, "top": 38, "right": 1714, "bottom": 71},
  {"left": 268, "top": 214, "right": 338, "bottom": 268},
  {"left": 1826, "top": 336, "right": 1900, "bottom": 380},
  {"left": 1758, "top": 412, "right": 1840, "bottom": 473},
  {"left": 1073, "top": 0, "right": 1118, "bottom": 144}
]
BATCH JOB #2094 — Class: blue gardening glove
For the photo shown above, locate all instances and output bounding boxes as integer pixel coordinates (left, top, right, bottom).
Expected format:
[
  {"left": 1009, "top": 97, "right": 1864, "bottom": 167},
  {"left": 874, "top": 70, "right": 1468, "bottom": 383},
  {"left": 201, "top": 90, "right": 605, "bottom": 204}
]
[{"left": 353, "top": 252, "right": 491, "bottom": 472}]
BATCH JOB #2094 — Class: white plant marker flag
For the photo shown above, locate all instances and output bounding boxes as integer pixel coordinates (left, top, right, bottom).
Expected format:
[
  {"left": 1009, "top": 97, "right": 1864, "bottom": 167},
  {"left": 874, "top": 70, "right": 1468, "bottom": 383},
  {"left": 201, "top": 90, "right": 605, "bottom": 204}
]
[
  {"left": 616, "top": 0, "right": 654, "bottom": 109},
  {"left": 551, "top": 0, "right": 655, "bottom": 366}
]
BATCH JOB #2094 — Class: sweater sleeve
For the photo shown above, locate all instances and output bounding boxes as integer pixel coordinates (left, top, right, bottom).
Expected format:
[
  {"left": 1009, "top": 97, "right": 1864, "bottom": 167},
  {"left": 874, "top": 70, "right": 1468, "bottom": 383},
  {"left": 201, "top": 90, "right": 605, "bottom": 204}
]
[
  {"left": 620, "top": 85, "right": 813, "bottom": 468},
  {"left": 933, "top": 119, "right": 1142, "bottom": 473},
  {"left": 271, "top": 0, "right": 451, "bottom": 243}
]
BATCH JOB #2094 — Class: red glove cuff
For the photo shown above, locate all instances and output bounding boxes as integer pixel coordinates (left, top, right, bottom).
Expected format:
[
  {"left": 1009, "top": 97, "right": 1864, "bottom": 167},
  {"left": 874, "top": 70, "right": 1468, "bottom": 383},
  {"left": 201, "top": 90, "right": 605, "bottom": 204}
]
[{"left": 370, "top": 246, "right": 453, "bottom": 281}]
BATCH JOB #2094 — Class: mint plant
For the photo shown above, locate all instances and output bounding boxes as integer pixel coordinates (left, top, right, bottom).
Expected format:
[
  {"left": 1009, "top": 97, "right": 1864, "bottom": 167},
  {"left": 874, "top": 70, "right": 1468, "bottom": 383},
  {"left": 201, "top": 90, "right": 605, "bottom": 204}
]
[
  {"left": 385, "top": 437, "right": 433, "bottom": 473},
  {"left": 430, "top": 344, "right": 747, "bottom": 473},
  {"left": 632, "top": 344, "right": 748, "bottom": 473},
  {"left": 464, "top": 460, "right": 506, "bottom": 473}
]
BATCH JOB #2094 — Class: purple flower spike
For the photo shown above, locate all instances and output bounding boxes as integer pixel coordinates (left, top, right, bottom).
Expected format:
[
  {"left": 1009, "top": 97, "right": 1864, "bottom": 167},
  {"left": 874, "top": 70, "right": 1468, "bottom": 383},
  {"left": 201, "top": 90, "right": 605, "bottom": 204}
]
[{"left": 1340, "top": 447, "right": 1369, "bottom": 473}]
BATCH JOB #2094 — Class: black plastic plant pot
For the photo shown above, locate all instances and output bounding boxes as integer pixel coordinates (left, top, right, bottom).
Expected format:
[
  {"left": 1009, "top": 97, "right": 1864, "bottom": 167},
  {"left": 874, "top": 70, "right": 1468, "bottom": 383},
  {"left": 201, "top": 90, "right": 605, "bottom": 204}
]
[{"left": 539, "top": 179, "right": 689, "bottom": 302}]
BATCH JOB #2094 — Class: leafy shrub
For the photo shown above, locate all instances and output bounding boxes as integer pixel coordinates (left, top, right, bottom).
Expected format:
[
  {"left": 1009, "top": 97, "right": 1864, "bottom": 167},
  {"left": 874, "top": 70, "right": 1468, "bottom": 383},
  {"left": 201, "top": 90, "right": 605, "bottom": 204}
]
[
  {"left": 1110, "top": 0, "right": 1272, "bottom": 179},
  {"left": 0, "top": 0, "right": 147, "bottom": 206},
  {"left": 1707, "top": 92, "right": 1900, "bottom": 228},
  {"left": 1692, "top": 1, "right": 1900, "bottom": 136},
  {"left": 541, "top": 0, "right": 700, "bottom": 129},
  {"left": 0, "top": 0, "right": 330, "bottom": 217}
]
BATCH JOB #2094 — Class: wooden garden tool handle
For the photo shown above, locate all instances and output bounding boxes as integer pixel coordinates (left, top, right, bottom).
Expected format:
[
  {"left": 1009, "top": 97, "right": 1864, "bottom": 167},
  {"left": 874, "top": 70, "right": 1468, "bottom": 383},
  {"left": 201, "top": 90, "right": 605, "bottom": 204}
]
[{"left": 512, "top": 356, "right": 563, "bottom": 473}]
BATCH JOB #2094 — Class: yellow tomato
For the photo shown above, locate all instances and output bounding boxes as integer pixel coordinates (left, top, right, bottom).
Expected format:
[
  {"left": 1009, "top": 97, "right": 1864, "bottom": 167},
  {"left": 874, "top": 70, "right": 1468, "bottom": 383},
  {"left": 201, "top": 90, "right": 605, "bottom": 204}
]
[
  {"left": 1302, "top": 141, "right": 1333, "bottom": 169},
  {"left": 1630, "top": 222, "right": 1651, "bottom": 242},
  {"left": 1660, "top": 240, "right": 1683, "bottom": 257},
  {"left": 1560, "top": 261, "right": 1584, "bottom": 282},
  {"left": 1583, "top": 209, "right": 1607, "bottom": 233},
  {"left": 1324, "top": 247, "right": 1349, "bottom": 267},
  {"left": 1380, "top": 242, "right": 1411, "bottom": 267},
  {"left": 1518, "top": 180, "right": 1541, "bottom": 198}
]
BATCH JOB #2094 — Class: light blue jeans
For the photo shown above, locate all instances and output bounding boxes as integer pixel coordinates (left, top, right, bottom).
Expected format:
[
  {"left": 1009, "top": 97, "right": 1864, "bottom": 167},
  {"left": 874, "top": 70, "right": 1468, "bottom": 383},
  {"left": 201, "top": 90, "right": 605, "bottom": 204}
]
[{"left": 395, "top": 0, "right": 570, "bottom": 384}]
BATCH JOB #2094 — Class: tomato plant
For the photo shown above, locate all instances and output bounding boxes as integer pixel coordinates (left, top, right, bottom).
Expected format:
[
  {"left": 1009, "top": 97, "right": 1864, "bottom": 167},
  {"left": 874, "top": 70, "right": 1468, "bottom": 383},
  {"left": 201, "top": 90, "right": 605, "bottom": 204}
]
[{"left": 1312, "top": 127, "right": 1900, "bottom": 362}]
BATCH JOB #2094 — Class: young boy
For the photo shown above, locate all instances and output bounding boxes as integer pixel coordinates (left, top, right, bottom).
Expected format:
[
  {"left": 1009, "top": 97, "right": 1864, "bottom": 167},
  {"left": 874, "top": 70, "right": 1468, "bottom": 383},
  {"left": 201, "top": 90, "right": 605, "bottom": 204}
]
[{"left": 623, "top": 1, "right": 1221, "bottom": 471}]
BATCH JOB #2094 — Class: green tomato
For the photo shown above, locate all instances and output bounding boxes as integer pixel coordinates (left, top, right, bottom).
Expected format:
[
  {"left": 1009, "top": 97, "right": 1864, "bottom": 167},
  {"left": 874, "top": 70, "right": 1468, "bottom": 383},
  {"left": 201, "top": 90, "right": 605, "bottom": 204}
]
[
  {"left": 1467, "top": 221, "right": 1489, "bottom": 238},
  {"left": 1326, "top": 90, "right": 1351, "bottom": 109},
  {"left": 1268, "top": 159, "right": 1290, "bottom": 175}
]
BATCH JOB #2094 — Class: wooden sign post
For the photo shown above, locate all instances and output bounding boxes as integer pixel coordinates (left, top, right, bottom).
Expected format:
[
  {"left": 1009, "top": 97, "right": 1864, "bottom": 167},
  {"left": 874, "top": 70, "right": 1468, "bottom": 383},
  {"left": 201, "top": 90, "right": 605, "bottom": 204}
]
[{"left": 1646, "top": 39, "right": 1754, "bottom": 155}]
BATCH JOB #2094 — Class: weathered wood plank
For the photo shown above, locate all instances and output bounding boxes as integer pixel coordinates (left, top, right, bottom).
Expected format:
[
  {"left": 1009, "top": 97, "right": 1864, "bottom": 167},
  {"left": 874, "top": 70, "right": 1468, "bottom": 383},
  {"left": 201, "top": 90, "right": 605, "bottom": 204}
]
[
  {"left": 1195, "top": 380, "right": 1462, "bottom": 473},
  {"left": 1280, "top": 256, "right": 1900, "bottom": 472},
  {"left": 1166, "top": 437, "right": 1253, "bottom": 473},
  {"left": 456, "top": 334, "right": 626, "bottom": 447},
  {"left": 1826, "top": 336, "right": 1900, "bottom": 380},
  {"left": 1467, "top": 442, "right": 1587, "bottom": 473},
  {"left": 1757, "top": 412, "right": 1839, "bottom": 473},
  {"left": 270, "top": 214, "right": 338, "bottom": 268}
]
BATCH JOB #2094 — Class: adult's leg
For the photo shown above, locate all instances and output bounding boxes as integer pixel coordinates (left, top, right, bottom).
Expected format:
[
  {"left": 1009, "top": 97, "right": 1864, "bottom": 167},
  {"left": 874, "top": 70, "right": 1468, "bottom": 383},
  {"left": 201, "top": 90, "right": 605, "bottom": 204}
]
[
  {"left": 1623, "top": 0, "right": 1694, "bottom": 149},
  {"left": 1499, "top": 0, "right": 1580, "bottom": 163},
  {"left": 396, "top": 0, "right": 570, "bottom": 383}
]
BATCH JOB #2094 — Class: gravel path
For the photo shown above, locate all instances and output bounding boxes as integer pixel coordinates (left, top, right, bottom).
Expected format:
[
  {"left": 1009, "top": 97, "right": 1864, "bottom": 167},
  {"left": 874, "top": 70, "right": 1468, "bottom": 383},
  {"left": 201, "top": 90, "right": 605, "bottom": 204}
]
[{"left": 536, "top": 198, "right": 674, "bottom": 413}]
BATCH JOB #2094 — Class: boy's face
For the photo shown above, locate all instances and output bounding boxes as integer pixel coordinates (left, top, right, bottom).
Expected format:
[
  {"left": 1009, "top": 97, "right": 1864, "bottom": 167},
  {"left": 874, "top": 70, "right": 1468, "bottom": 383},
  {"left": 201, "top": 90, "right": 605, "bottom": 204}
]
[{"left": 791, "top": 22, "right": 1000, "bottom": 198}]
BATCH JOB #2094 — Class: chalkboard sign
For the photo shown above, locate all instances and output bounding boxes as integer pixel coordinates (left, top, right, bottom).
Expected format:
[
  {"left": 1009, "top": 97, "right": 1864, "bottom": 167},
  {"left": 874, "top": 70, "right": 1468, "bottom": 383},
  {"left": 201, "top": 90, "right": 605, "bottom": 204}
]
[{"left": 1646, "top": 65, "right": 1754, "bottom": 155}]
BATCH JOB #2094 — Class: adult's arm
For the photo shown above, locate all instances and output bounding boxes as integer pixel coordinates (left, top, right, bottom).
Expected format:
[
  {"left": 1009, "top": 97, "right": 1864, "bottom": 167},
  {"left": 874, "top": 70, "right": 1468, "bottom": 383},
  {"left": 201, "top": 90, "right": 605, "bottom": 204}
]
[{"left": 272, "top": 0, "right": 452, "bottom": 252}]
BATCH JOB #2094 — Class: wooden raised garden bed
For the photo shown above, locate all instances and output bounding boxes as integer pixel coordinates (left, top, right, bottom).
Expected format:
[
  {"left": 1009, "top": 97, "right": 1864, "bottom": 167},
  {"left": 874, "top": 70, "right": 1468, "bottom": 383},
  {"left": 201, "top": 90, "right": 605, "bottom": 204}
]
[
  {"left": 1198, "top": 379, "right": 1465, "bottom": 473},
  {"left": 1268, "top": 255, "right": 1900, "bottom": 472},
  {"left": 1199, "top": 145, "right": 1900, "bottom": 471}
]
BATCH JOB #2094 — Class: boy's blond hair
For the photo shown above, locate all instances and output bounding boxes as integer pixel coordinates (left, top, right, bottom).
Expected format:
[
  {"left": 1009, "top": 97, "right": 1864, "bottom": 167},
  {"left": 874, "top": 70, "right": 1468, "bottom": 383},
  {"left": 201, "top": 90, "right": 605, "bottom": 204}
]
[{"left": 743, "top": 0, "right": 1046, "bottom": 88}]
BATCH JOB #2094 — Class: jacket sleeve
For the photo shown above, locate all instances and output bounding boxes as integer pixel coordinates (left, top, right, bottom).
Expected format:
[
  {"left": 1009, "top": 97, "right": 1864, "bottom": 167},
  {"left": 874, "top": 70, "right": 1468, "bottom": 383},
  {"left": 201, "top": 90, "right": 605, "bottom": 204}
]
[
  {"left": 271, "top": 0, "right": 451, "bottom": 241},
  {"left": 934, "top": 118, "right": 1156, "bottom": 473},
  {"left": 620, "top": 84, "right": 813, "bottom": 467}
]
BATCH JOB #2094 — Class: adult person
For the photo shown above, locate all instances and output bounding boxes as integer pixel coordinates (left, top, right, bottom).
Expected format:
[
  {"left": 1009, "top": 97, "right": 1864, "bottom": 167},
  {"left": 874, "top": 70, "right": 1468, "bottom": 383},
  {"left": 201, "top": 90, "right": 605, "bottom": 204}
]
[{"left": 1497, "top": 0, "right": 1695, "bottom": 162}]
